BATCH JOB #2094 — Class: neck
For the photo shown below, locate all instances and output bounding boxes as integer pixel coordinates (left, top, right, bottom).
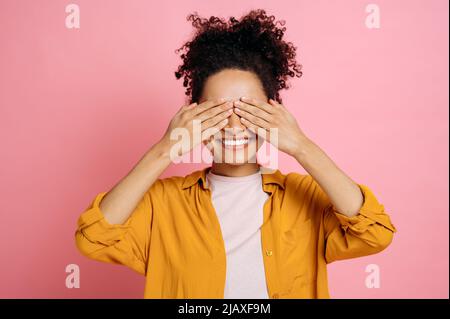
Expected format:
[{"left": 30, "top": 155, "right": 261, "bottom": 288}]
[{"left": 210, "top": 162, "right": 261, "bottom": 177}]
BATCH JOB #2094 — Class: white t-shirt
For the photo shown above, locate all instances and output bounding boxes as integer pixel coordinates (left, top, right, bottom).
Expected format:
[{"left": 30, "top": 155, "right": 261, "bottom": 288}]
[{"left": 206, "top": 168, "right": 269, "bottom": 299}]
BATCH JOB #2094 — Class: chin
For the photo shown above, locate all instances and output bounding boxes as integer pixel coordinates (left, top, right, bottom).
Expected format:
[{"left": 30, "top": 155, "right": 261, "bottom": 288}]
[{"left": 220, "top": 155, "right": 258, "bottom": 165}]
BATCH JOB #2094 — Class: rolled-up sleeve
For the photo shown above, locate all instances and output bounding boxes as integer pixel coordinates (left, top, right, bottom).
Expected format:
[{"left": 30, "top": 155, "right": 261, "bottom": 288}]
[
  {"left": 319, "top": 183, "right": 397, "bottom": 264},
  {"left": 75, "top": 189, "right": 154, "bottom": 275}
]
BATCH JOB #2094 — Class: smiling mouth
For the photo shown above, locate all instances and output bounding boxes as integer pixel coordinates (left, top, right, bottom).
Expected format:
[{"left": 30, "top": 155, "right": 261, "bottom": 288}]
[
  {"left": 212, "top": 129, "right": 258, "bottom": 150},
  {"left": 215, "top": 135, "right": 257, "bottom": 149},
  {"left": 222, "top": 138, "right": 249, "bottom": 146}
]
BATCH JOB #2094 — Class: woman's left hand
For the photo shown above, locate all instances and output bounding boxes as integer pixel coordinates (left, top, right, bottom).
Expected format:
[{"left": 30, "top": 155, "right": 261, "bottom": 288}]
[{"left": 234, "top": 97, "right": 310, "bottom": 157}]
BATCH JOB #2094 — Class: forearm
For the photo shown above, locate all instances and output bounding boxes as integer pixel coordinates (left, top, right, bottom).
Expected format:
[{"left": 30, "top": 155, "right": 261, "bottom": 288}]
[
  {"left": 99, "top": 139, "right": 173, "bottom": 224},
  {"left": 294, "top": 136, "right": 363, "bottom": 217}
]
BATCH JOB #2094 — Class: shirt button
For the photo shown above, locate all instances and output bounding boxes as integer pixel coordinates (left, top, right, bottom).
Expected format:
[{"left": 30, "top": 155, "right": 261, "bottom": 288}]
[{"left": 266, "top": 250, "right": 273, "bottom": 256}]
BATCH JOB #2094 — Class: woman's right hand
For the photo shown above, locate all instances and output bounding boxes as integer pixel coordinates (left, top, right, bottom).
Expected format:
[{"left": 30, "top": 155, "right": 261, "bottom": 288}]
[
  {"left": 94, "top": 99, "right": 232, "bottom": 226},
  {"left": 158, "top": 98, "right": 234, "bottom": 158}
]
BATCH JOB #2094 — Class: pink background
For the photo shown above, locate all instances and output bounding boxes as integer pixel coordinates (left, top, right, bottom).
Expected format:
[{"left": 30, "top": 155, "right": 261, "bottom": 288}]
[{"left": 0, "top": 0, "right": 448, "bottom": 298}]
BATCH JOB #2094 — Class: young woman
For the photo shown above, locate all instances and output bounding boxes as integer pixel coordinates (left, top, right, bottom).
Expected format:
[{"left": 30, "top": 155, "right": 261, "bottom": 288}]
[{"left": 75, "top": 9, "right": 397, "bottom": 299}]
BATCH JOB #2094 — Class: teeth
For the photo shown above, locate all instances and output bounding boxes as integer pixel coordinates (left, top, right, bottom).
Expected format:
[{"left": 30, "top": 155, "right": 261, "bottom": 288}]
[{"left": 222, "top": 139, "right": 248, "bottom": 146}]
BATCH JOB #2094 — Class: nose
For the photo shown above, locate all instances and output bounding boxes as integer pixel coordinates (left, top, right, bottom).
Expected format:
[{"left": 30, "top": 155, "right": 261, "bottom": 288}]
[{"left": 224, "top": 110, "right": 246, "bottom": 134}]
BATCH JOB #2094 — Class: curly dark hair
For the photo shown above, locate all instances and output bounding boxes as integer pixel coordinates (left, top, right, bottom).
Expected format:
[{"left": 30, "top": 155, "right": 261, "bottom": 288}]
[{"left": 174, "top": 9, "right": 303, "bottom": 104}]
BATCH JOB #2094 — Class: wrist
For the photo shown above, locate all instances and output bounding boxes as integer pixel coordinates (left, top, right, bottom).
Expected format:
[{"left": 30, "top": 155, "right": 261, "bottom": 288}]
[
  {"left": 293, "top": 134, "right": 315, "bottom": 163},
  {"left": 152, "top": 137, "right": 174, "bottom": 161}
]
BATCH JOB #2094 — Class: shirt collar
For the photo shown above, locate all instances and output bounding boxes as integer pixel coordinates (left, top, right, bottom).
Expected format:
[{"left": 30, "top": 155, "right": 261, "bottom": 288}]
[{"left": 181, "top": 166, "right": 286, "bottom": 190}]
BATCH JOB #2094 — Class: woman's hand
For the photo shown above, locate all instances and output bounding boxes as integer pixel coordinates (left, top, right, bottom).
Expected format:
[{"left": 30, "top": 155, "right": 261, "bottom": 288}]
[
  {"left": 159, "top": 98, "right": 234, "bottom": 158},
  {"left": 233, "top": 97, "right": 310, "bottom": 158}
]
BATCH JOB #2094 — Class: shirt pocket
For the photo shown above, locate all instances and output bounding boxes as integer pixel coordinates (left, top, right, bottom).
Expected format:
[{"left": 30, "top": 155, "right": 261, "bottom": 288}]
[
  {"left": 281, "top": 217, "right": 313, "bottom": 255},
  {"left": 280, "top": 217, "right": 314, "bottom": 289}
]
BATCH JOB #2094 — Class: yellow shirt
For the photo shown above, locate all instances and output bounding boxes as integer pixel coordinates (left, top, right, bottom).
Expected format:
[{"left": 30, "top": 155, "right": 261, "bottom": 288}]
[{"left": 75, "top": 166, "right": 397, "bottom": 298}]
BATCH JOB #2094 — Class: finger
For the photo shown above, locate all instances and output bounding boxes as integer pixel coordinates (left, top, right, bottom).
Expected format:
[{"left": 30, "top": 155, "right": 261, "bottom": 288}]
[
  {"left": 201, "top": 108, "right": 233, "bottom": 130},
  {"left": 239, "top": 117, "right": 269, "bottom": 140},
  {"left": 240, "top": 97, "right": 276, "bottom": 114},
  {"left": 234, "top": 107, "right": 271, "bottom": 129},
  {"left": 179, "top": 102, "right": 197, "bottom": 113},
  {"left": 196, "top": 101, "right": 233, "bottom": 122},
  {"left": 185, "top": 101, "right": 198, "bottom": 109},
  {"left": 268, "top": 98, "right": 284, "bottom": 108},
  {"left": 234, "top": 100, "right": 272, "bottom": 122},
  {"left": 201, "top": 118, "right": 228, "bottom": 142},
  {"left": 192, "top": 98, "right": 229, "bottom": 116}
]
